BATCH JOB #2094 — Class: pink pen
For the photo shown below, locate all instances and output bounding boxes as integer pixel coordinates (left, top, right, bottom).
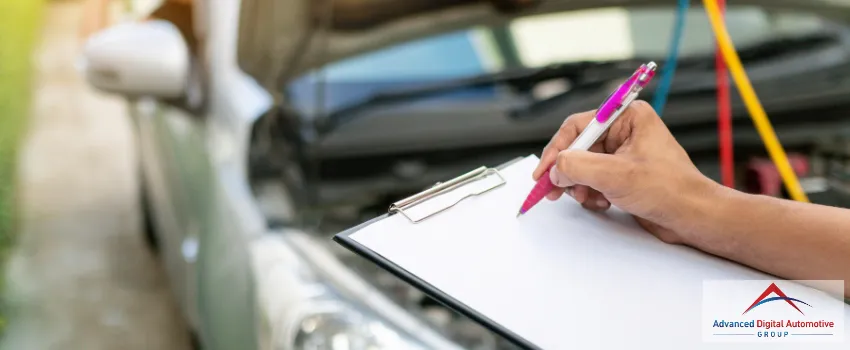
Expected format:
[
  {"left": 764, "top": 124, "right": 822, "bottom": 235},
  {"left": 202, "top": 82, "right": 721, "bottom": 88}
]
[{"left": 517, "top": 61, "right": 657, "bottom": 217}]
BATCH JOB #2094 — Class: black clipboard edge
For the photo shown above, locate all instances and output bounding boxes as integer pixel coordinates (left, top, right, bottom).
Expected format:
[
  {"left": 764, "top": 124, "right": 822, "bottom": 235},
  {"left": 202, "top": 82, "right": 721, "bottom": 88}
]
[{"left": 333, "top": 215, "right": 541, "bottom": 350}]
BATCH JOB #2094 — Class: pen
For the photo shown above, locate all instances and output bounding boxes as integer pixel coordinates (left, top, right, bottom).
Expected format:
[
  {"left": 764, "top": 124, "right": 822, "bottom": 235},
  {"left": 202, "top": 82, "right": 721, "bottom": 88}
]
[{"left": 517, "top": 61, "right": 657, "bottom": 217}]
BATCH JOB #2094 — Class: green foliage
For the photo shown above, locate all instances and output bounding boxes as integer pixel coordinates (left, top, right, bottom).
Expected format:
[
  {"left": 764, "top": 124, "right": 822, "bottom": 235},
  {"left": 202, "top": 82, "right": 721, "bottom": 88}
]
[{"left": 0, "top": 0, "right": 45, "bottom": 336}]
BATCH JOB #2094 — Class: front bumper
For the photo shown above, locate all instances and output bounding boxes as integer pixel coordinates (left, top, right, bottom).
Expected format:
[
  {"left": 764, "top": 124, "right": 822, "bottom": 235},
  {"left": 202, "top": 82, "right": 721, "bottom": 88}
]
[{"left": 249, "top": 230, "right": 466, "bottom": 350}]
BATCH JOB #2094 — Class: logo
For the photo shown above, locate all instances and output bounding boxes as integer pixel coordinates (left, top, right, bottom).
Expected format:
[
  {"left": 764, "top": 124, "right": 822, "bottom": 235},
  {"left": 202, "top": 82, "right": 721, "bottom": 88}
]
[
  {"left": 702, "top": 280, "right": 844, "bottom": 343},
  {"left": 742, "top": 283, "right": 812, "bottom": 315}
]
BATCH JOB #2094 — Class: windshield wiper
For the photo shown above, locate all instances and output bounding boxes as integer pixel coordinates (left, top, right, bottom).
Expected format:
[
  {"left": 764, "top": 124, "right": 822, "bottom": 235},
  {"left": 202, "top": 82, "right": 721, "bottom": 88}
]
[
  {"left": 315, "top": 32, "right": 838, "bottom": 133},
  {"left": 510, "top": 32, "right": 839, "bottom": 120},
  {"left": 314, "top": 58, "right": 652, "bottom": 134}
]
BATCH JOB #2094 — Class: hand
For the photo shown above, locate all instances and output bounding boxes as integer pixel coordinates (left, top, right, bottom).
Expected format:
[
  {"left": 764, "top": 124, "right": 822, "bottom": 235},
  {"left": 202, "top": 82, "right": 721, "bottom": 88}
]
[{"left": 532, "top": 100, "right": 722, "bottom": 244}]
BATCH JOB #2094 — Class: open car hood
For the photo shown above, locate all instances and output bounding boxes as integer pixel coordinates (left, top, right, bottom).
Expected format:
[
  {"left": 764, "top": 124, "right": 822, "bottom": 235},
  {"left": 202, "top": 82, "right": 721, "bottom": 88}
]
[{"left": 236, "top": 0, "right": 850, "bottom": 91}]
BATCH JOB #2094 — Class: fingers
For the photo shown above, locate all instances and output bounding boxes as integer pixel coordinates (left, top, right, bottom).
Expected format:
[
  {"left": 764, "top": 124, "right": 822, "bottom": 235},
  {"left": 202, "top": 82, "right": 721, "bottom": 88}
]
[
  {"left": 536, "top": 100, "right": 659, "bottom": 206},
  {"left": 572, "top": 185, "right": 588, "bottom": 203},
  {"left": 546, "top": 143, "right": 604, "bottom": 202},
  {"left": 617, "top": 99, "right": 656, "bottom": 129},
  {"left": 549, "top": 166, "right": 573, "bottom": 188},
  {"left": 533, "top": 110, "right": 597, "bottom": 180},
  {"left": 552, "top": 145, "right": 611, "bottom": 207},
  {"left": 546, "top": 188, "right": 564, "bottom": 201},
  {"left": 549, "top": 142, "right": 605, "bottom": 187},
  {"left": 561, "top": 185, "right": 610, "bottom": 210},
  {"left": 615, "top": 100, "right": 661, "bottom": 146},
  {"left": 554, "top": 149, "right": 633, "bottom": 194},
  {"left": 597, "top": 100, "right": 661, "bottom": 152},
  {"left": 581, "top": 189, "right": 611, "bottom": 211}
]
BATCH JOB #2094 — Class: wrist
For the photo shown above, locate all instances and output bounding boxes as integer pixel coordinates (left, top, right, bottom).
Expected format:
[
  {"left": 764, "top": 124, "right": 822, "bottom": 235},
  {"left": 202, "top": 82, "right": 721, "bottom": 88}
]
[{"left": 668, "top": 176, "right": 737, "bottom": 248}]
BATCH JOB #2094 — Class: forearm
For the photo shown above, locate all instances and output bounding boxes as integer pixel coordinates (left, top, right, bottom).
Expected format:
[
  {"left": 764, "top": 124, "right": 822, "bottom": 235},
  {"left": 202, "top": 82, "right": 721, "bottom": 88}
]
[{"left": 686, "top": 185, "right": 850, "bottom": 298}]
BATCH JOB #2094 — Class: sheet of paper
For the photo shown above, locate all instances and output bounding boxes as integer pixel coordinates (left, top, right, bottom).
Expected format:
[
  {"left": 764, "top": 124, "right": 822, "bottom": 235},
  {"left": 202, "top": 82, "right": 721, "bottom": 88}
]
[{"left": 349, "top": 155, "right": 850, "bottom": 350}]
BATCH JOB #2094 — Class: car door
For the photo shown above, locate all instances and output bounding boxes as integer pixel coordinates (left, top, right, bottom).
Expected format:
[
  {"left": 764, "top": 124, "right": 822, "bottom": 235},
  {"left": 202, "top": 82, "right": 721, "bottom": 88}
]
[
  {"left": 135, "top": 94, "right": 261, "bottom": 350},
  {"left": 133, "top": 98, "right": 207, "bottom": 331}
]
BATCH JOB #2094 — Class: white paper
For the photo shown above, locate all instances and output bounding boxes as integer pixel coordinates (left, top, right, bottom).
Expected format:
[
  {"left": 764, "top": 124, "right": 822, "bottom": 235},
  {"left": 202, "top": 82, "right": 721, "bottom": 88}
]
[{"left": 349, "top": 156, "right": 850, "bottom": 350}]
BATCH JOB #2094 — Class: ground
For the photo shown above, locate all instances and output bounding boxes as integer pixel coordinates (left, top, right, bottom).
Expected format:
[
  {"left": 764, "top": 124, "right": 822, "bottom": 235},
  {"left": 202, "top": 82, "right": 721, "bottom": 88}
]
[{"left": 0, "top": 2, "right": 191, "bottom": 350}]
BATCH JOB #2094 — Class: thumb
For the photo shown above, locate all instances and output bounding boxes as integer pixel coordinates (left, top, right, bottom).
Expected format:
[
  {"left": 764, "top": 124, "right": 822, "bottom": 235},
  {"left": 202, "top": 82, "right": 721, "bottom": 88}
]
[{"left": 553, "top": 150, "right": 632, "bottom": 194}]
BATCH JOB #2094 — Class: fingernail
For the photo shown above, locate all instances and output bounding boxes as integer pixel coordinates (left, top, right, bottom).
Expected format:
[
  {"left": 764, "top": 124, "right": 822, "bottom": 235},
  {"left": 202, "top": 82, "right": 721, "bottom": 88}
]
[
  {"left": 596, "top": 199, "right": 609, "bottom": 207},
  {"left": 549, "top": 169, "right": 561, "bottom": 186}
]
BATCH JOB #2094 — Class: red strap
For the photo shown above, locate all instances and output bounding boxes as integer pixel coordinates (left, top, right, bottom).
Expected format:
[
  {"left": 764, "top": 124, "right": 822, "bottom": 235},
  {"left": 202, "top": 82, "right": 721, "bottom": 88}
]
[{"left": 716, "top": 0, "right": 735, "bottom": 188}]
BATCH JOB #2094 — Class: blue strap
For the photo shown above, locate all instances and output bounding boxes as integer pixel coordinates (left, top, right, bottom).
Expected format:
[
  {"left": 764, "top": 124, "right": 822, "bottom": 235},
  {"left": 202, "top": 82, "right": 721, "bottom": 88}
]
[{"left": 651, "top": 0, "right": 690, "bottom": 116}]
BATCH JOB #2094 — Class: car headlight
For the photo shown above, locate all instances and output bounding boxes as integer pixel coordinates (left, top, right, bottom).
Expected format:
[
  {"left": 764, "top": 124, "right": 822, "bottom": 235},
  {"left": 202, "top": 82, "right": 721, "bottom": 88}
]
[
  {"left": 250, "top": 230, "right": 463, "bottom": 350},
  {"left": 293, "top": 304, "right": 422, "bottom": 350}
]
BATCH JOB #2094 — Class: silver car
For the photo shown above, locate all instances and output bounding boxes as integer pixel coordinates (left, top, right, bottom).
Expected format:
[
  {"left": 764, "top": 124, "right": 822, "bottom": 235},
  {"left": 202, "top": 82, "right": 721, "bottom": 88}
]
[{"left": 81, "top": 0, "right": 850, "bottom": 348}]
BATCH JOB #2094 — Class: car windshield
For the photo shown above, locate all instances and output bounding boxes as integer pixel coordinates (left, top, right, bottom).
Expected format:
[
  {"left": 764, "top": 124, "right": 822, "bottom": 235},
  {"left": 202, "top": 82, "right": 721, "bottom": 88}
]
[{"left": 286, "top": 6, "right": 829, "bottom": 116}]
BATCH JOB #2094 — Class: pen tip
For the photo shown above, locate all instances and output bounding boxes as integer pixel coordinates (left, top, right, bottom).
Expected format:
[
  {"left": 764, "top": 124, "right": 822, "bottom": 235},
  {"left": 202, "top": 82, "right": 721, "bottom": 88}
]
[{"left": 516, "top": 211, "right": 523, "bottom": 218}]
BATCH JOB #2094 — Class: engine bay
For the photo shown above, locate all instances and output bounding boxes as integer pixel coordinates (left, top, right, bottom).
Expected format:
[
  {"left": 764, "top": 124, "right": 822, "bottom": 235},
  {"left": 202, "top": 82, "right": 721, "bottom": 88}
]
[{"left": 248, "top": 103, "right": 850, "bottom": 348}]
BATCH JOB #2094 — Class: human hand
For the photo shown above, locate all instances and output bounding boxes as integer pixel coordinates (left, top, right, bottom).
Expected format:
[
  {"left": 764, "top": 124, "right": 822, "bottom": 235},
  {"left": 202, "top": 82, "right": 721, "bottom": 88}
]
[{"left": 532, "top": 100, "right": 722, "bottom": 244}]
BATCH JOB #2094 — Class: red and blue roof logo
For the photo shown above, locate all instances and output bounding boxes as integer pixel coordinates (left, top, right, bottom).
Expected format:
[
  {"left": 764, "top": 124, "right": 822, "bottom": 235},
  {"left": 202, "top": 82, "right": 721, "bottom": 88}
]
[{"left": 742, "top": 283, "right": 812, "bottom": 315}]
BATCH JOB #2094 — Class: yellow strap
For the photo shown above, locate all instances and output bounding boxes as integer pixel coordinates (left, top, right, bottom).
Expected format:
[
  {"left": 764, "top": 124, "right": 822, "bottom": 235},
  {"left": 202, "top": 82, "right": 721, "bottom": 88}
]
[{"left": 702, "top": 0, "right": 809, "bottom": 202}]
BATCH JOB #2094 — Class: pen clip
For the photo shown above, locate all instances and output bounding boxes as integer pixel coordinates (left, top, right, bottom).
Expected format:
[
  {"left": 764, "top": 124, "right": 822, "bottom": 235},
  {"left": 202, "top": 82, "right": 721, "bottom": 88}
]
[
  {"left": 594, "top": 62, "right": 656, "bottom": 123},
  {"left": 596, "top": 90, "right": 617, "bottom": 116}
]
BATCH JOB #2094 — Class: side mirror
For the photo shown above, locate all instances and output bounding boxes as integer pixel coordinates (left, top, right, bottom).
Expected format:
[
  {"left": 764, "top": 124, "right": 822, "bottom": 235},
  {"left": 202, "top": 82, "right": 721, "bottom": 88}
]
[{"left": 81, "top": 20, "right": 190, "bottom": 99}]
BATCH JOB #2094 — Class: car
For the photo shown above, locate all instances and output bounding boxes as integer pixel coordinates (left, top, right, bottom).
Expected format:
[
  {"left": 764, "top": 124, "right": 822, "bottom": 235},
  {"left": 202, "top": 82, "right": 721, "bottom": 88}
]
[{"left": 81, "top": 0, "right": 850, "bottom": 349}]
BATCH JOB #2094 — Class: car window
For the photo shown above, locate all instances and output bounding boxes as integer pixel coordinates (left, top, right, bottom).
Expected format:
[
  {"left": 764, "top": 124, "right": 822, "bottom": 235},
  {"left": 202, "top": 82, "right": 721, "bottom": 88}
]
[
  {"left": 287, "top": 6, "right": 829, "bottom": 116},
  {"left": 286, "top": 28, "right": 500, "bottom": 115},
  {"left": 511, "top": 6, "right": 826, "bottom": 66},
  {"left": 322, "top": 31, "right": 493, "bottom": 81}
]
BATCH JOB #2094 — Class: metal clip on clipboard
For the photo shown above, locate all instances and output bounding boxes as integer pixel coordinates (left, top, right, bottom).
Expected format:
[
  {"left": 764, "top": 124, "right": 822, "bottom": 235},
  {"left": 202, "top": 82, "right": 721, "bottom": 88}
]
[{"left": 388, "top": 166, "right": 507, "bottom": 223}]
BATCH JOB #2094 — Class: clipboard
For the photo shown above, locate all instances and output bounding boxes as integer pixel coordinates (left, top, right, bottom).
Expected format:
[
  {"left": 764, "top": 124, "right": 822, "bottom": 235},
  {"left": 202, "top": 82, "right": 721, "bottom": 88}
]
[
  {"left": 334, "top": 156, "right": 850, "bottom": 350},
  {"left": 333, "top": 157, "right": 538, "bottom": 350}
]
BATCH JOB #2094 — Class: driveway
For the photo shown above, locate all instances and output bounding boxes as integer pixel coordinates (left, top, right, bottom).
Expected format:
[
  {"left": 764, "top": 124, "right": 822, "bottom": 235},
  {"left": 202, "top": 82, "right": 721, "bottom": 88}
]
[{"left": 0, "top": 2, "right": 191, "bottom": 350}]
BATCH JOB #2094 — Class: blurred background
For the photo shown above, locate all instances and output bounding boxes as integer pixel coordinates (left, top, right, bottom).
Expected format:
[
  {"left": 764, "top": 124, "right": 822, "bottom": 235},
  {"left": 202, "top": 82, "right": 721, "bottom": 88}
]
[{"left": 1, "top": 0, "right": 850, "bottom": 349}]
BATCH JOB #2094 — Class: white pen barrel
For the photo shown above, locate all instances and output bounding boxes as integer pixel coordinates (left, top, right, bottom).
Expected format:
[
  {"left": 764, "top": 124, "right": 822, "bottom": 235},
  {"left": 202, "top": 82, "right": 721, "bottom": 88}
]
[
  {"left": 568, "top": 119, "right": 607, "bottom": 151},
  {"left": 567, "top": 91, "right": 640, "bottom": 151}
]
